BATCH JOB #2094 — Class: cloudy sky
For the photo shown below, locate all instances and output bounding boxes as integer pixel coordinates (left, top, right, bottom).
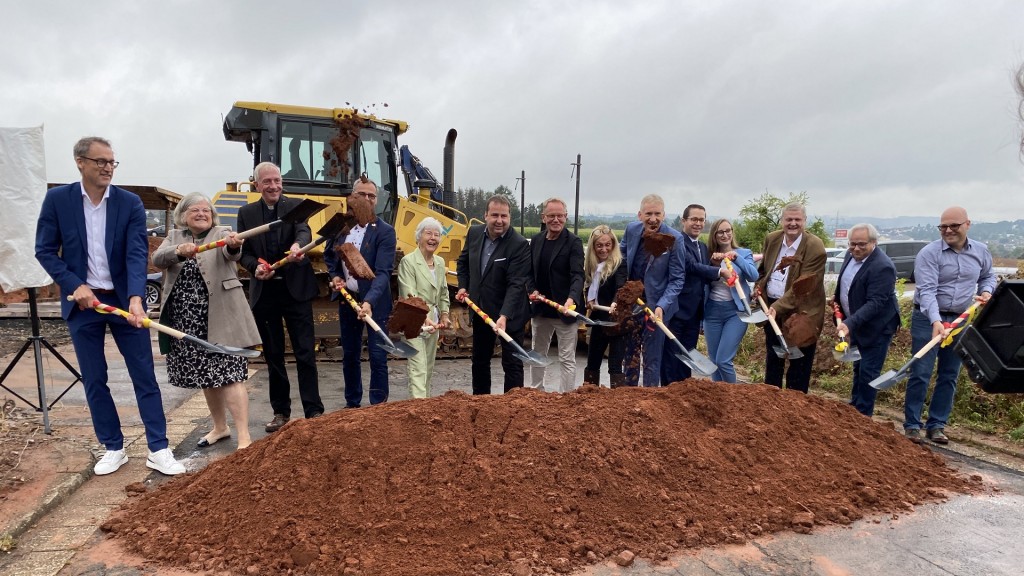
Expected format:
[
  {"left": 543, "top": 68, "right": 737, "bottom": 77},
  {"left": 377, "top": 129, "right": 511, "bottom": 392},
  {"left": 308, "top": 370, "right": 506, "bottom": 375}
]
[{"left": 3, "top": 1, "right": 1023, "bottom": 224}]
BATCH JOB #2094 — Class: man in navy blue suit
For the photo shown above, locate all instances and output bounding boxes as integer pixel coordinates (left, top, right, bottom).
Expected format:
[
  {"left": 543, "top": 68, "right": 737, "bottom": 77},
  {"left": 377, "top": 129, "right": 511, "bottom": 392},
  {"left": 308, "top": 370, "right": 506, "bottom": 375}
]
[
  {"left": 621, "top": 195, "right": 686, "bottom": 387},
  {"left": 834, "top": 223, "right": 900, "bottom": 417},
  {"left": 663, "top": 204, "right": 729, "bottom": 384},
  {"left": 35, "top": 137, "right": 184, "bottom": 477},
  {"left": 325, "top": 177, "right": 397, "bottom": 407}
]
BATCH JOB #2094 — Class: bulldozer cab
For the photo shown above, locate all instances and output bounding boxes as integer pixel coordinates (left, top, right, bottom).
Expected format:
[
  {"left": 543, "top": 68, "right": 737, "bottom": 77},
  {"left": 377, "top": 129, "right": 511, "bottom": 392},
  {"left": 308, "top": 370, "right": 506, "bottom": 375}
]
[
  {"left": 219, "top": 101, "right": 407, "bottom": 229},
  {"left": 214, "top": 101, "right": 473, "bottom": 289}
]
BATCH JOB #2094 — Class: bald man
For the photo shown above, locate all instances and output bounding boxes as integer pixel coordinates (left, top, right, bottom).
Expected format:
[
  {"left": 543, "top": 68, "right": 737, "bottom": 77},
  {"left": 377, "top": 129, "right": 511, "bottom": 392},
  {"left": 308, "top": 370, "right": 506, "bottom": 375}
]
[{"left": 903, "top": 206, "right": 996, "bottom": 445}]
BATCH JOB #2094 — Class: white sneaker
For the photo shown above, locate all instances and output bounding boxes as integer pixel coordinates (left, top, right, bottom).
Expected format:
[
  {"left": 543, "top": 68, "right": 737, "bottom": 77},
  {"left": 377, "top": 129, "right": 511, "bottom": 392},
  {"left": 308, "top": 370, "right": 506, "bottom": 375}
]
[
  {"left": 146, "top": 448, "right": 186, "bottom": 476},
  {"left": 94, "top": 449, "right": 128, "bottom": 475}
]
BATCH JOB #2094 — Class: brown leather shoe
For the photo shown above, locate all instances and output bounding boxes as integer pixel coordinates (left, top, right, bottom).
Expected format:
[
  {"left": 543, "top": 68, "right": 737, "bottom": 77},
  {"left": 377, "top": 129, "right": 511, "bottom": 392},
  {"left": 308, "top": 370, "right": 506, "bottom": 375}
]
[{"left": 264, "top": 414, "right": 289, "bottom": 433}]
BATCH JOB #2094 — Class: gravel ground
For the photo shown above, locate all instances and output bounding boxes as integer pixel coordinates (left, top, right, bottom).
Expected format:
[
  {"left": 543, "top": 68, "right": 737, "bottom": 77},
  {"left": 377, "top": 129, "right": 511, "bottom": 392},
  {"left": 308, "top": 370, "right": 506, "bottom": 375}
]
[{"left": 0, "top": 317, "right": 71, "bottom": 359}]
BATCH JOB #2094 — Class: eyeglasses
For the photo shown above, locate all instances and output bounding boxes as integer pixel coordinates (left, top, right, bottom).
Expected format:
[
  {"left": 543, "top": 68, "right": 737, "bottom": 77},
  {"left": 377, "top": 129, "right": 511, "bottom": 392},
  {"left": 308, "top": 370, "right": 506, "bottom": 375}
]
[
  {"left": 544, "top": 213, "right": 567, "bottom": 220},
  {"left": 715, "top": 229, "right": 733, "bottom": 235},
  {"left": 186, "top": 207, "right": 212, "bottom": 215},
  {"left": 354, "top": 192, "right": 378, "bottom": 201},
  {"left": 687, "top": 217, "right": 706, "bottom": 223},
  {"left": 937, "top": 222, "right": 966, "bottom": 232},
  {"left": 79, "top": 156, "right": 119, "bottom": 169},
  {"left": 848, "top": 241, "right": 871, "bottom": 248}
]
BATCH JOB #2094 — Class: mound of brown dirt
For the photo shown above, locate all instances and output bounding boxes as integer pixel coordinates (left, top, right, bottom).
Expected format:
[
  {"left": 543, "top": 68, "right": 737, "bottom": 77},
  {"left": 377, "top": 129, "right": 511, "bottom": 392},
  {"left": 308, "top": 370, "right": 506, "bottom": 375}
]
[
  {"left": 775, "top": 255, "right": 801, "bottom": 272},
  {"left": 104, "top": 382, "right": 974, "bottom": 576},
  {"left": 389, "top": 296, "right": 429, "bottom": 339}
]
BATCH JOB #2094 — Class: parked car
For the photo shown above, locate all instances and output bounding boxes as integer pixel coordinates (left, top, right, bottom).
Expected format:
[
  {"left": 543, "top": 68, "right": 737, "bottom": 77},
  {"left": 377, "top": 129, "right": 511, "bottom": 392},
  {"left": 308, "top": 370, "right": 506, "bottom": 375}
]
[
  {"left": 148, "top": 224, "right": 167, "bottom": 237},
  {"left": 875, "top": 241, "right": 929, "bottom": 281},
  {"left": 825, "top": 247, "right": 846, "bottom": 259},
  {"left": 145, "top": 272, "right": 162, "bottom": 309}
]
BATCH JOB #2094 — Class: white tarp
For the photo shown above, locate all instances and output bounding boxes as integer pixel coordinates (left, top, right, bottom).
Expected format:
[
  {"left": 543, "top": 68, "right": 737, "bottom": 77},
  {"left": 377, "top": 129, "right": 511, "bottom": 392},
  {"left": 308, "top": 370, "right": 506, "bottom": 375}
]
[{"left": 0, "top": 126, "right": 52, "bottom": 292}]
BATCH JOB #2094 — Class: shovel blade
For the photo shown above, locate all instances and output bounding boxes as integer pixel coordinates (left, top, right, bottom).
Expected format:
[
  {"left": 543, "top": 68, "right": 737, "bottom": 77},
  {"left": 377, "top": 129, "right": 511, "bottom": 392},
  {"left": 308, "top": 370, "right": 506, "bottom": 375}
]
[
  {"left": 669, "top": 340, "right": 717, "bottom": 376},
  {"left": 869, "top": 360, "right": 913, "bottom": 390},
  {"left": 281, "top": 198, "right": 329, "bottom": 224},
  {"left": 832, "top": 346, "right": 861, "bottom": 362},
  {"left": 379, "top": 337, "right": 418, "bottom": 358},
  {"left": 184, "top": 334, "right": 261, "bottom": 358},
  {"left": 516, "top": 350, "right": 553, "bottom": 367},
  {"left": 738, "top": 310, "right": 768, "bottom": 324}
]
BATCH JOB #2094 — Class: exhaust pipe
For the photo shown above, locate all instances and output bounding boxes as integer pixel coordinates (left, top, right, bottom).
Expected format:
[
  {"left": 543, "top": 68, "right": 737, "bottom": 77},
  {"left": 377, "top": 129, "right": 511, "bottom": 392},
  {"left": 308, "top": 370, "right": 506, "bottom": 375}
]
[{"left": 443, "top": 129, "right": 457, "bottom": 216}]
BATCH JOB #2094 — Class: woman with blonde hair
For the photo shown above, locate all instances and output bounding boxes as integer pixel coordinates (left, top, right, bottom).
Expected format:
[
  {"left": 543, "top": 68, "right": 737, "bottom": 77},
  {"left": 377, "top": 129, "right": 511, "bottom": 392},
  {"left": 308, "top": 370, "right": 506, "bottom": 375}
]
[
  {"left": 703, "top": 218, "right": 758, "bottom": 383},
  {"left": 583, "top": 225, "right": 627, "bottom": 387}
]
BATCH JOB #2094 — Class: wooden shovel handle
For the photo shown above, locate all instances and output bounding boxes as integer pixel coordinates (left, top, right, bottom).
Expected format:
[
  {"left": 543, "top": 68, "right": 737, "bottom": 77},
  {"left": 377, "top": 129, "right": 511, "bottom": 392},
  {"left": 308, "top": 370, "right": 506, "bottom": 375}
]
[
  {"left": 70, "top": 296, "right": 188, "bottom": 340},
  {"left": 458, "top": 293, "right": 514, "bottom": 343},
  {"left": 529, "top": 293, "right": 580, "bottom": 318},
  {"left": 756, "top": 295, "right": 785, "bottom": 337}
]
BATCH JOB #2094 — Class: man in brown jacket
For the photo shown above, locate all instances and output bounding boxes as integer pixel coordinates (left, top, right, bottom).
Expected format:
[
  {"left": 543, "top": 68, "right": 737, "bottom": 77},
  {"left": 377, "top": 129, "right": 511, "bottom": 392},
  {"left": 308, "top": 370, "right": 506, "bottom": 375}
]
[{"left": 755, "top": 203, "right": 826, "bottom": 393}]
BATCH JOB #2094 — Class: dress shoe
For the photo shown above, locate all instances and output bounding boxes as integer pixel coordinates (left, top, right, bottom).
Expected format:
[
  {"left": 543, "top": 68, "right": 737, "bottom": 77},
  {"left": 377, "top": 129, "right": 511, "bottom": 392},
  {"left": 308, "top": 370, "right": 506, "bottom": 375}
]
[
  {"left": 197, "top": 431, "right": 231, "bottom": 448},
  {"left": 265, "top": 414, "right": 289, "bottom": 433},
  {"left": 905, "top": 428, "right": 923, "bottom": 444},
  {"left": 308, "top": 411, "right": 324, "bottom": 419},
  {"left": 926, "top": 428, "right": 949, "bottom": 445}
]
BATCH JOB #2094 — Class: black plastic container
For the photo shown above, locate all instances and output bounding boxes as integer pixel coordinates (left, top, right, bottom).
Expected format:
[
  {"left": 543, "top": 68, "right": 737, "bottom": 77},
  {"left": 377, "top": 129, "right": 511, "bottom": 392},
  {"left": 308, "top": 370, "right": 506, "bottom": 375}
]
[{"left": 956, "top": 279, "right": 1024, "bottom": 394}]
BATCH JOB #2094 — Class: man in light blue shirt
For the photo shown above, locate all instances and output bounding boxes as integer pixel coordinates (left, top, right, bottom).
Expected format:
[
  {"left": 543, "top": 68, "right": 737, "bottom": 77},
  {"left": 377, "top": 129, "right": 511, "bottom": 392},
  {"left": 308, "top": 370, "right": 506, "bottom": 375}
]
[{"left": 904, "top": 206, "right": 996, "bottom": 444}]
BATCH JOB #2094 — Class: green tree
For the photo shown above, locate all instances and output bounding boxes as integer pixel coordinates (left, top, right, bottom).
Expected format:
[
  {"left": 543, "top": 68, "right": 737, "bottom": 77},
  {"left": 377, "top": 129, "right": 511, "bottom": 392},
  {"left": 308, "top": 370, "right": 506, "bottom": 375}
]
[{"left": 734, "top": 191, "right": 830, "bottom": 251}]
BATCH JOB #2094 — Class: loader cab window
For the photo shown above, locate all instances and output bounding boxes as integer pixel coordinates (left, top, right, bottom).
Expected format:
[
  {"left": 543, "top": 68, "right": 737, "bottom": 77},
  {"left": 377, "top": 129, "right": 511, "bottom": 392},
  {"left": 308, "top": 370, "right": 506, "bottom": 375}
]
[
  {"left": 278, "top": 120, "right": 349, "bottom": 185},
  {"left": 355, "top": 128, "right": 396, "bottom": 220}
]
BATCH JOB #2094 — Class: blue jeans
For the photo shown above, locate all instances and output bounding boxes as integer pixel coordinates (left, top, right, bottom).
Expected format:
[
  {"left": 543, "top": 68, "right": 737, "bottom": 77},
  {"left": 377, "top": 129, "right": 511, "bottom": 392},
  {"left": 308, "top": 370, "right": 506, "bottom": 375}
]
[
  {"left": 849, "top": 335, "right": 893, "bottom": 417},
  {"left": 904, "top": 309, "right": 962, "bottom": 431},
  {"left": 339, "top": 302, "right": 390, "bottom": 407},
  {"left": 703, "top": 299, "right": 749, "bottom": 383}
]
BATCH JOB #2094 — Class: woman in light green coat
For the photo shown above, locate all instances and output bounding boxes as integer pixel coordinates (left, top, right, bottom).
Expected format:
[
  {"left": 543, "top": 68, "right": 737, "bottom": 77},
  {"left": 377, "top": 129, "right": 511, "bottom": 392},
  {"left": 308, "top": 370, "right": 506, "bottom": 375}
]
[{"left": 397, "top": 218, "right": 451, "bottom": 398}]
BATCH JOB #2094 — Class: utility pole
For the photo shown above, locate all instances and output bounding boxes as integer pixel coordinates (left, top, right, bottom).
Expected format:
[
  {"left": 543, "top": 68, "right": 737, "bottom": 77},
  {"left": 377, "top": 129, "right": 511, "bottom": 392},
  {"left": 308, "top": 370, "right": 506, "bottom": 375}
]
[
  {"left": 514, "top": 170, "right": 525, "bottom": 235},
  {"left": 570, "top": 154, "right": 581, "bottom": 235}
]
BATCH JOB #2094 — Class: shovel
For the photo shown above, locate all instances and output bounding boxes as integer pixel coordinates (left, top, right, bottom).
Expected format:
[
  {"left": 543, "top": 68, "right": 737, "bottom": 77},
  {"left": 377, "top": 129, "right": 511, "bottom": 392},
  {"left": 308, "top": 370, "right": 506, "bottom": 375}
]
[
  {"left": 636, "top": 298, "right": 718, "bottom": 376},
  {"left": 71, "top": 297, "right": 261, "bottom": 358},
  {"left": 264, "top": 209, "right": 350, "bottom": 270},
  {"left": 869, "top": 301, "right": 983, "bottom": 390},
  {"left": 336, "top": 285, "right": 418, "bottom": 358},
  {"left": 831, "top": 304, "right": 861, "bottom": 362},
  {"left": 755, "top": 295, "right": 804, "bottom": 359},
  {"left": 723, "top": 258, "right": 767, "bottom": 324},
  {"left": 457, "top": 293, "right": 552, "bottom": 367},
  {"left": 196, "top": 198, "right": 328, "bottom": 254},
  {"left": 530, "top": 293, "right": 617, "bottom": 327}
]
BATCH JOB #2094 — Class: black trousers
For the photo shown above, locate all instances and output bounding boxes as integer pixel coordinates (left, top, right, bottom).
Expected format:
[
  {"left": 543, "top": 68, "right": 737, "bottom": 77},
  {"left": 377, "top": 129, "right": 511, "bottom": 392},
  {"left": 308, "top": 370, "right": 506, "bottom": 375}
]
[
  {"left": 763, "top": 322, "right": 815, "bottom": 393},
  {"left": 471, "top": 314, "right": 524, "bottom": 395},
  {"left": 585, "top": 325, "right": 625, "bottom": 376},
  {"left": 252, "top": 281, "right": 323, "bottom": 417}
]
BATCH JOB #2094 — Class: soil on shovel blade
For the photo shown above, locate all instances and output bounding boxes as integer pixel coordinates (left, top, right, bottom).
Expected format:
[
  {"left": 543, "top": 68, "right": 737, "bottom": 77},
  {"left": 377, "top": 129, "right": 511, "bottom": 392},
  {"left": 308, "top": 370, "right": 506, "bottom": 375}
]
[{"left": 104, "top": 381, "right": 976, "bottom": 576}]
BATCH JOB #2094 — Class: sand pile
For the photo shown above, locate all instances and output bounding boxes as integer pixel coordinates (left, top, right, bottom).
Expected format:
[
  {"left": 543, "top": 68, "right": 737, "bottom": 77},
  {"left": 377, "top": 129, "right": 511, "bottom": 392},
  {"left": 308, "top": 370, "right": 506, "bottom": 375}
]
[{"left": 104, "top": 382, "right": 974, "bottom": 576}]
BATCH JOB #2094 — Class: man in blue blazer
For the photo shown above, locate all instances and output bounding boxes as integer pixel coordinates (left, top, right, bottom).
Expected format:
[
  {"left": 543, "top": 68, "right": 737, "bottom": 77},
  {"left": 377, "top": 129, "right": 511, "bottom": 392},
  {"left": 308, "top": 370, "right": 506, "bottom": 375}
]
[
  {"left": 621, "top": 194, "right": 686, "bottom": 387},
  {"left": 325, "top": 178, "right": 397, "bottom": 407},
  {"left": 663, "top": 204, "right": 729, "bottom": 384},
  {"left": 35, "top": 136, "right": 184, "bottom": 477},
  {"left": 834, "top": 223, "right": 901, "bottom": 417},
  {"left": 238, "top": 163, "right": 324, "bottom": 431}
]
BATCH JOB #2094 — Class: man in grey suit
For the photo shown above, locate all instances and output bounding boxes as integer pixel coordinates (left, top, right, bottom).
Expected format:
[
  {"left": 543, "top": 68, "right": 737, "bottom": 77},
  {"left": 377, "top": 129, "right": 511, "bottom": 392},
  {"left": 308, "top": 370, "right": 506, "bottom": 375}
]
[{"left": 456, "top": 195, "right": 532, "bottom": 395}]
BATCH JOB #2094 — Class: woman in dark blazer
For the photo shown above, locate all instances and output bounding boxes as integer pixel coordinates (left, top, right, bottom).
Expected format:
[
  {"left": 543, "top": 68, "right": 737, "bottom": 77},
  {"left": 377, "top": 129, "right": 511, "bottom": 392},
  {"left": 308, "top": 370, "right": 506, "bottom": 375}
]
[
  {"left": 583, "top": 225, "right": 627, "bottom": 387},
  {"left": 152, "top": 193, "right": 261, "bottom": 450}
]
